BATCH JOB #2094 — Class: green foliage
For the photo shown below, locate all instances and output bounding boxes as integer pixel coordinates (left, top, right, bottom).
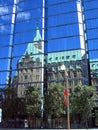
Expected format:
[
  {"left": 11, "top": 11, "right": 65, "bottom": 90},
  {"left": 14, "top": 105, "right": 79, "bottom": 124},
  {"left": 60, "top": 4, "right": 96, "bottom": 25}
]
[
  {"left": 2, "top": 97, "right": 25, "bottom": 119},
  {"left": 70, "top": 85, "right": 97, "bottom": 120},
  {"left": 25, "top": 86, "right": 41, "bottom": 116},
  {"left": 2, "top": 87, "right": 26, "bottom": 120},
  {"left": 1, "top": 86, "right": 41, "bottom": 120},
  {"left": 44, "top": 83, "right": 66, "bottom": 118}
]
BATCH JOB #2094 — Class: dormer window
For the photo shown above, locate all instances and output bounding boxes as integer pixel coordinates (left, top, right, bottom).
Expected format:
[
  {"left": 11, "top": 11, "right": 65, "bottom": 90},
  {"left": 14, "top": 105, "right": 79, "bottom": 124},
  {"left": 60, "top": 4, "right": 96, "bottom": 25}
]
[
  {"left": 55, "top": 57, "right": 58, "bottom": 60},
  {"left": 92, "top": 64, "right": 95, "bottom": 67},
  {"left": 92, "top": 64, "right": 96, "bottom": 70},
  {"left": 62, "top": 56, "right": 64, "bottom": 59},
  {"left": 66, "top": 56, "right": 70, "bottom": 59},
  {"left": 49, "top": 58, "right": 52, "bottom": 61},
  {"left": 72, "top": 55, "right": 76, "bottom": 59},
  {"left": 30, "top": 52, "right": 33, "bottom": 55}
]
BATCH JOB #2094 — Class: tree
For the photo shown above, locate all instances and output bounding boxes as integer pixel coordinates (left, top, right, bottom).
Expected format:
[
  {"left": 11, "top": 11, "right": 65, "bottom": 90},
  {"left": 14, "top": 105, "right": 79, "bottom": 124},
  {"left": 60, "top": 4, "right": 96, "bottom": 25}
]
[
  {"left": 2, "top": 87, "right": 25, "bottom": 120},
  {"left": 70, "top": 85, "right": 97, "bottom": 129},
  {"left": 44, "top": 83, "right": 65, "bottom": 118},
  {"left": 25, "top": 86, "right": 41, "bottom": 117}
]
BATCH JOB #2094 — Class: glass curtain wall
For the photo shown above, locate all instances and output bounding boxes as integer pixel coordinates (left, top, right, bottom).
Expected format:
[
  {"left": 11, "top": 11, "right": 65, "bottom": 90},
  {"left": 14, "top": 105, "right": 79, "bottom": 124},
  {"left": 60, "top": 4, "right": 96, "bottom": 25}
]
[
  {"left": 44, "top": 0, "right": 88, "bottom": 128},
  {"left": 45, "top": 0, "right": 88, "bottom": 86},
  {"left": 0, "top": 0, "right": 94, "bottom": 129},
  {"left": 0, "top": 0, "right": 44, "bottom": 128},
  {"left": 83, "top": 0, "right": 98, "bottom": 86},
  {"left": 83, "top": 0, "right": 98, "bottom": 127}
]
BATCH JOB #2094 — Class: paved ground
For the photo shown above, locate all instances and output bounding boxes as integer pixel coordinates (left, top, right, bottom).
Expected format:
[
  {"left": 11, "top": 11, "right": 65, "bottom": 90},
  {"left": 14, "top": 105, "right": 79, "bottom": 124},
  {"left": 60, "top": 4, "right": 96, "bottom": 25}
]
[{"left": 0, "top": 128, "right": 98, "bottom": 130}]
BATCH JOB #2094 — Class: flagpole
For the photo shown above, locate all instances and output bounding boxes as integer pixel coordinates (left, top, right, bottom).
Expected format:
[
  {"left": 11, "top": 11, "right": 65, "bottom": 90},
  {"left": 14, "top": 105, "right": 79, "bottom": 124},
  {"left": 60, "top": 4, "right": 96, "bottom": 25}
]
[{"left": 61, "top": 64, "right": 70, "bottom": 130}]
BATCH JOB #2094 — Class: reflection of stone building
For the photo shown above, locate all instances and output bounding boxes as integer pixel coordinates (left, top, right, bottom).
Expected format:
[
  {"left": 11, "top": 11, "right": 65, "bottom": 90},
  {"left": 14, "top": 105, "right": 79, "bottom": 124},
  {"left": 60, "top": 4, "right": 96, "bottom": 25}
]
[
  {"left": 46, "top": 50, "right": 88, "bottom": 89},
  {"left": 12, "top": 27, "right": 89, "bottom": 97},
  {"left": 90, "top": 61, "right": 98, "bottom": 86},
  {"left": 12, "top": 27, "right": 42, "bottom": 97}
]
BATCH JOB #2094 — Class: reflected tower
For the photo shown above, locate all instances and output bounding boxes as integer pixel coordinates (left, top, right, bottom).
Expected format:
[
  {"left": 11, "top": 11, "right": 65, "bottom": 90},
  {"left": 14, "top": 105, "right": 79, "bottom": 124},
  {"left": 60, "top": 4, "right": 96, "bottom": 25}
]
[{"left": 13, "top": 27, "right": 42, "bottom": 97}]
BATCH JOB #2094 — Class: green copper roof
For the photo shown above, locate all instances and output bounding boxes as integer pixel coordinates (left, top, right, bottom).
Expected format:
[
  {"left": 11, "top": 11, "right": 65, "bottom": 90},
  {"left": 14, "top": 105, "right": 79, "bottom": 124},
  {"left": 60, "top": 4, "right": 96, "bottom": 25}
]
[
  {"left": 19, "top": 27, "right": 42, "bottom": 62},
  {"left": 47, "top": 50, "right": 82, "bottom": 63},
  {"left": 33, "top": 27, "right": 41, "bottom": 42},
  {"left": 19, "top": 27, "right": 85, "bottom": 66},
  {"left": 90, "top": 59, "right": 98, "bottom": 70},
  {"left": 76, "top": 65, "right": 81, "bottom": 69},
  {"left": 25, "top": 42, "right": 40, "bottom": 55},
  {"left": 69, "top": 65, "right": 74, "bottom": 70},
  {"left": 25, "top": 27, "right": 42, "bottom": 55}
]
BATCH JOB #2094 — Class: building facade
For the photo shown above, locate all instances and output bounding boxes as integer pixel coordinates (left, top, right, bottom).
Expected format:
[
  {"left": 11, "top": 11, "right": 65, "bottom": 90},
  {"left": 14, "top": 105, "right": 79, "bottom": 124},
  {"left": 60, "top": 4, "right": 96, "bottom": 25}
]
[
  {"left": 1, "top": 0, "right": 98, "bottom": 93},
  {"left": 13, "top": 26, "right": 88, "bottom": 97},
  {"left": 83, "top": 0, "right": 98, "bottom": 87},
  {"left": 0, "top": 0, "right": 98, "bottom": 128}
]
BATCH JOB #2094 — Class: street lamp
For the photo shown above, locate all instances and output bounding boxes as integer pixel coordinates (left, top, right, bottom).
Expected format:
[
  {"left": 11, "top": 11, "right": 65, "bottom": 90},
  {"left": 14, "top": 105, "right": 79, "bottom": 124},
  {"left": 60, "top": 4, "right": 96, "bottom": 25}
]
[{"left": 61, "top": 64, "right": 70, "bottom": 130}]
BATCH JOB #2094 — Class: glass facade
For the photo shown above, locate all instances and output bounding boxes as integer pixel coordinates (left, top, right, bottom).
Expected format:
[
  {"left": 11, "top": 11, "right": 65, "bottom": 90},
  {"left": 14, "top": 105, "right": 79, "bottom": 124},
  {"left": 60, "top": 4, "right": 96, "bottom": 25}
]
[
  {"left": 83, "top": 0, "right": 98, "bottom": 86},
  {"left": 0, "top": 0, "right": 98, "bottom": 128}
]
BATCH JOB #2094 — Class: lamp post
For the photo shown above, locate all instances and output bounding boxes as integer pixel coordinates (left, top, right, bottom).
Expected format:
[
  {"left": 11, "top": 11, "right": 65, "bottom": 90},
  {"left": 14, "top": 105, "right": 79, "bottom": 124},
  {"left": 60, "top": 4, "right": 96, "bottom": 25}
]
[{"left": 61, "top": 64, "right": 70, "bottom": 130}]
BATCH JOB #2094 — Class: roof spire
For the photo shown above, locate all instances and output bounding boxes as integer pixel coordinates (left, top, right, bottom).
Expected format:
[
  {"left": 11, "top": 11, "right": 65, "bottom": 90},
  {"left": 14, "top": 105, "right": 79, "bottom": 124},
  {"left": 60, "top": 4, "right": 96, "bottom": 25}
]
[
  {"left": 33, "top": 26, "right": 42, "bottom": 42},
  {"left": 19, "top": 26, "right": 42, "bottom": 62}
]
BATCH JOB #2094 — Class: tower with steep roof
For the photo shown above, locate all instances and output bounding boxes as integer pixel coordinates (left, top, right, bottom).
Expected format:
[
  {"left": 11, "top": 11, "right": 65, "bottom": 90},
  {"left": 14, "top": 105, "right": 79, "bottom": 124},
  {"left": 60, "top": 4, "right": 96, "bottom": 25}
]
[
  {"left": 12, "top": 27, "right": 86, "bottom": 97},
  {"left": 14, "top": 27, "right": 42, "bottom": 97}
]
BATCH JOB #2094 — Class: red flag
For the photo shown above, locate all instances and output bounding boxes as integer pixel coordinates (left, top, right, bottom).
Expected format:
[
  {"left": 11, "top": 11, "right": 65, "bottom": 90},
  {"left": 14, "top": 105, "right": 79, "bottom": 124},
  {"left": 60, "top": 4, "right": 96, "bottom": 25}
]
[
  {"left": 63, "top": 89, "right": 69, "bottom": 106},
  {"left": 64, "top": 89, "right": 68, "bottom": 95}
]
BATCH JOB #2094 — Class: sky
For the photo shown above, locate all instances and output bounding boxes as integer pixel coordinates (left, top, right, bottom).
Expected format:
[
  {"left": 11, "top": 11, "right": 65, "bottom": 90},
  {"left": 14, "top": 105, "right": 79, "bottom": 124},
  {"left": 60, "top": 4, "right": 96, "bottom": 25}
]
[
  {"left": 0, "top": 0, "right": 85, "bottom": 87},
  {"left": 0, "top": 0, "right": 43, "bottom": 87}
]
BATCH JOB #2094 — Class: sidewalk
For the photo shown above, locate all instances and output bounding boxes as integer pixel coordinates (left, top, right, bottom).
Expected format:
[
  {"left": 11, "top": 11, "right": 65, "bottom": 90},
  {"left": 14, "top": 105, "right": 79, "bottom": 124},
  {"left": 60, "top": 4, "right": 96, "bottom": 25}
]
[{"left": 0, "top": 128, "right": 98, "bottom": 130}]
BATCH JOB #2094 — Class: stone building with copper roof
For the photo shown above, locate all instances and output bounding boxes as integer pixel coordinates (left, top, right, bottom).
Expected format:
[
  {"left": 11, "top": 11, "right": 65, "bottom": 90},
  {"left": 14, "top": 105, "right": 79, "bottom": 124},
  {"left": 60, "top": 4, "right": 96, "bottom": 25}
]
[{"left": 12, "top": 27, "right": 96, "bottom": 98}]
